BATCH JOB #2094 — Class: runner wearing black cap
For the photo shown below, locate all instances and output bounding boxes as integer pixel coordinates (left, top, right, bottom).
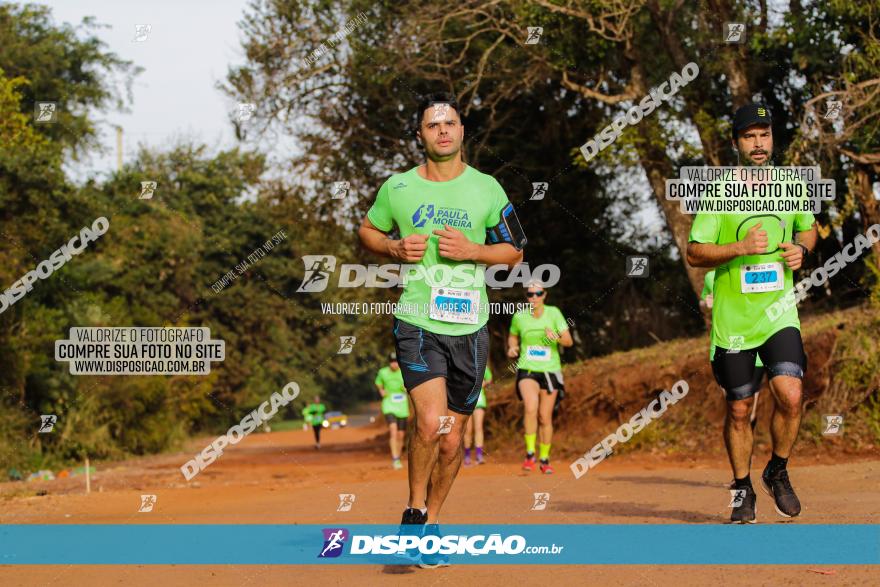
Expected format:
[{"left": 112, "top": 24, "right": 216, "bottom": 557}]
[{"left": 687, "top": 103, "right": 817, "bottom": 523}]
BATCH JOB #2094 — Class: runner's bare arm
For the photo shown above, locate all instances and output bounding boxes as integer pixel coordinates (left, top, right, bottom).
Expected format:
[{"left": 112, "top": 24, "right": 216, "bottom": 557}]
[
  {"left": 780, "top": 224, "right": 818, "bottom": 270},
  {"left": 795, "top": 224, "right": 818, "bottom": 252},
  {"left": 687, "top": 222, "right": 767, "bottom": 267},
  {"left": 358, "top": 217, "right": 428, "bottom": 262},
  {"left": 507, "top": 334, "right": 520, "bottom": 358},
  {"left": 552, "top": 328, "right": 574, "bottom": 348},
  {"left": 376, "top": 384, "right": 386, "bottom": 398}
]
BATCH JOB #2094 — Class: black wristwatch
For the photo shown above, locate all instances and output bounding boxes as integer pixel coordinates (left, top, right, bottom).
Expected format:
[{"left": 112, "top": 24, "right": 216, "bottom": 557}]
[{"left": 797, "top": 243, "right": 810, "bottom": 257}]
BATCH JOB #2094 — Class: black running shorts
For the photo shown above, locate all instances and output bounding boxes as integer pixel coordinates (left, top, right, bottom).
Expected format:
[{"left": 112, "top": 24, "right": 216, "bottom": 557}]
[
  {"left": 392, "top": 318, "right": 489, "bottom": 415},
  {"left": 384, "top": 413, "right": 408, "bottom": 428},
  {"left": 515, "top": 369, "right": 565, "bottom": 399},
  {"left": 712, "top": 326, "right": 807, "bottom": 401}
]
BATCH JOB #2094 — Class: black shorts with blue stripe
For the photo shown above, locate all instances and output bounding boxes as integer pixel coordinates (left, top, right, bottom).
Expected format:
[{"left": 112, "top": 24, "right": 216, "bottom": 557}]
[{"left": 392, "top": 317, "right": 489, "bottom": 415}]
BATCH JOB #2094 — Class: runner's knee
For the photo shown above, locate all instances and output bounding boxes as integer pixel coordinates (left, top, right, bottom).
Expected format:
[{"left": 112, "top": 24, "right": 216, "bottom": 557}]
[
  {"left": 415, "top": 418, "right": 441, "bottom": 444},
  {"left": 438, "top": 429, "right": 462, "bottom": 457},
  {"left": 727, "top": 400, "right": 753, "bottom": 426}
]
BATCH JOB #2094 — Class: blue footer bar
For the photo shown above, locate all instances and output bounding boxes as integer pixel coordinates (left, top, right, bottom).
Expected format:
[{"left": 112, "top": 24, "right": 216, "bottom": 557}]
[{"left": 1, "top": 525, "right": 878, "bottom": 565}]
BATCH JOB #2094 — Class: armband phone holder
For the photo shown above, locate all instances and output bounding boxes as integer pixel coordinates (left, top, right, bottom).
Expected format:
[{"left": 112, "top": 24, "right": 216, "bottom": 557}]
[{"left": 486, "top": 203, "right": 527, "bottom": 250}]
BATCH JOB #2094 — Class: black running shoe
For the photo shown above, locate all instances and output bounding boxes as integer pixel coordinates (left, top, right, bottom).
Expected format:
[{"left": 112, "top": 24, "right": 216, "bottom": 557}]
[
  {"left": 418, "top": 523, "right": 450, "bottom": 569},
  {"left": 730, "top": 485, "right": 757, "bottom": 524},
  {"left": 761, "top": 466, "right": 801, "bottom": 518},
  {"left": 400, "top": 507, "right": 428, "bottom": 526},
  {"left": 398, "top": 508, "right": 427, "bottom": 561}
]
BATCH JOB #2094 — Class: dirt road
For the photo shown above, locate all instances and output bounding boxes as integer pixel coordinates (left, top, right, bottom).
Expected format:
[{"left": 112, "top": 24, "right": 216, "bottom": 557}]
[{"left": 2, "top": 424, "right": 878, "bottom": 586}]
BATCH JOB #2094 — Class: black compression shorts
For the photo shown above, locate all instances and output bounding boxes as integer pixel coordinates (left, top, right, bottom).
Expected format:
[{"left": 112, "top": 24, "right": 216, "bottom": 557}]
[
  {"left": 392, "top": 318, "right": 489, "bottom": 415},
  {"left": 712, "top": 326, "right": 807, "bottom": 401}
]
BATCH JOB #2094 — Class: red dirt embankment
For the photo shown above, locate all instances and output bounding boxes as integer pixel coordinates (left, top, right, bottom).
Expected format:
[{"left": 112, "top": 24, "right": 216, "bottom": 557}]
[{"left": 486, "top": 306, "right": 880, "bottom": 461}]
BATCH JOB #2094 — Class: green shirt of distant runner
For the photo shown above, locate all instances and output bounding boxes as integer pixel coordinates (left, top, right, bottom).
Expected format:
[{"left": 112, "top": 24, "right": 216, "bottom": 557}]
[
  {"left": 375, "top": 364, "right": 409, "bottom": 419},
  {"left": 476, "top": 366, "right": 492, "bottom": 410},
  {"left": 375, "top": 356, "right": 409, "bottom": 467},
  {"left": 302, "top": 397, "right": 327, "bottom": 448}
]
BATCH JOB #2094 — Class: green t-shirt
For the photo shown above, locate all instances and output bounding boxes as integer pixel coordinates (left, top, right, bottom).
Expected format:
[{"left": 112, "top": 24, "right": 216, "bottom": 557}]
[
  {"left": 510, "top": 305, "right": 569, "bottom": 372},
  {"left": 302, "top": 403, "right": 327, "bottom": 426},
  {"left": 476, "top": 366, "right": 492, "bottom": 409},
  {"left": 375, "top": 366, "right": 409, "bottom": 417},
  {"left": 703, "top": 269, "right": 763, "bottom": 366},
  {"left": 689, "top": 192, "right": 815, "bottom": 351},
  {"left": 367, "top": 165, "right": 510, "bottom": 336}
]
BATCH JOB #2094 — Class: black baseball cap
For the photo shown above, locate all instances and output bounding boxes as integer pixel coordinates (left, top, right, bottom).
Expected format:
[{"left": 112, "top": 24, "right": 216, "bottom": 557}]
[{"left": 732, "top": 103, "right": 772, "bottom": 139}]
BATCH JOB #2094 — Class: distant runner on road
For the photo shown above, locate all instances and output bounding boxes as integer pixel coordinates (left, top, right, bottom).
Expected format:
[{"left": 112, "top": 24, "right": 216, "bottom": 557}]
[
  {"left": 375, "top": 352, "right": 409, "bottom": 470},
  {"left": 463, "top": 366, "right": 492, "bottom": 466},
  {"left": 302, "top": 396, "right": 327, "bottom": 450}
]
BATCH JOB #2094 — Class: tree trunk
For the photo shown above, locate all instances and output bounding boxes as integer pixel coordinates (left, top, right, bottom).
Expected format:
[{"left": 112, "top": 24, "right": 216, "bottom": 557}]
[
  {"left": 646, "top": 0, "right": 723, "bottom": 166},
  {"left": 850, "top": 165, "right": 880, "bottom": 268},
  {"left": 627, "top": 57, "right": 706, "bottom": 296}
]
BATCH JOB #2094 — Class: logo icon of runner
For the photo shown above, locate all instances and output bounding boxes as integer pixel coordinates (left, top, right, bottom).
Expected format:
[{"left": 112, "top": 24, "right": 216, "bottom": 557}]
[
  {"left": 430, "top": 103, "right": 449, "bottom": 122},
  {"left": 133, "top": 24, "right": 152, "bottom": 42},
  {"left": 437, "top": 416, "right": 455, "bottom": 434},
  {"left": 237, "top": 103, "right": 256, "bottom": 122},
  {"left": 35, "top": 102, "right": 57, "bottom": 123},
  {"left": 139, "top": 181, "right": 157, "bottom": 200},
  {"left": 729, "top": 489, "right": 747, "bottom": 508},
  {"left": 331, "top": 181, "right": 350, "bottom": 199},
  {"left": 297, "top": 255, "right": 336, "bottom": 292},
  {"left": 822, "top": 414, "right": 844, "bottom": 435},
  {"left": 531, "top": 182, "right": 548, "bottom": 201},
  {"left": 38, "top": 415, "right": 57, "bottom": 433},
  {"left": 337, "top": 494, "right": 356, "bottom": 512},
  {"left": 138, "top": 495, "right": 157, "bottom": 512},
  {"left": 318, "top": 528, "right": 349, "bottom": 558},
  {"left": 724, "top": 23, "right": 745, "bottom": 43},
  {"left": 525, "top": 27, "right": 543, "bottom": 45},
  {"left": 626, "top": 256, "right": 649, "bottom": 277},
  {"left": 412, "top": 204, "right": 435, "bottom": 228},
  {"left": 823, "top": 101, "right": 843, "bottom": 120},
  {"left": 337, "top": 336, "right": 356, "bottom": 354},
  {"left": 531, "top": 492, "right": 550, "bottom": 510}
]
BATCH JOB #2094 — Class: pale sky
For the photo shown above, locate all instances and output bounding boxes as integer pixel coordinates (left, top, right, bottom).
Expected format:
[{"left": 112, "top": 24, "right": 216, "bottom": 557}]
[{"left": 37, "top": 0, "right": 252, "bottom": 180}]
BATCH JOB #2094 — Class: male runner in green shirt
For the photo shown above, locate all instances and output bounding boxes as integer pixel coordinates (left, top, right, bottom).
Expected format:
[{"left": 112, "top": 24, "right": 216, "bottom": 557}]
[
  {"left": 687, "top": 103, "right": 817, "bottom": 523},
  {"left": 302, "top": 396, "right": 327, "bottom": 450},
  {"left": 358, "top": 92, "right": 524, "bottom": 568},
  {"left": 375, "top": 352, "right": 409, "bottom": 469}
]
